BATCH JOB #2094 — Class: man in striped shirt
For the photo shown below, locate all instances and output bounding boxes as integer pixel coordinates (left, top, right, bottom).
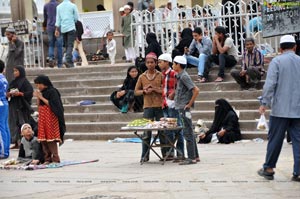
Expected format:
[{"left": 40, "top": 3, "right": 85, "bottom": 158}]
[
  {"left": 231, "top": 38, "right": 264, "bottom": 90},
  {"left": 158, "top": 53, "right": 184, "bottom": 161}
]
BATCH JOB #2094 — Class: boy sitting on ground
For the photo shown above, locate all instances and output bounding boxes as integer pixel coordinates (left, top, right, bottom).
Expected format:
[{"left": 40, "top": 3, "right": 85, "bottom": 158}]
[{"left": 18, "top": 123, "right": 44, "bottom": 165}]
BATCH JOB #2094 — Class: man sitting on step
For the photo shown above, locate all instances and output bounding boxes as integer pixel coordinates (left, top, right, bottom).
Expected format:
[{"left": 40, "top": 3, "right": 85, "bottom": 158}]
[
  {"left": 231, "top": 38, "right": 265, "bottom": 90},
  {"left": 201, "top": 26, "right": 239, "bottom": 83}
]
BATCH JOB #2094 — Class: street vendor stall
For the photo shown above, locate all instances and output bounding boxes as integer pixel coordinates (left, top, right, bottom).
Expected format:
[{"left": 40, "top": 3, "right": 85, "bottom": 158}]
[{"left": 121, "top": 118, "right": 182, "bottom": 165}]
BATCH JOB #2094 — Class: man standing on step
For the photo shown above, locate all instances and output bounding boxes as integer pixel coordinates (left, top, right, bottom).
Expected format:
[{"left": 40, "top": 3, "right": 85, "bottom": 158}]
[
  {"left": 258, "top": 35, "right": 300, "bottom": 182},
  {"left": 55, "top": 0, "right": 79, "bottom": 68},
  {"left": 5, "top": 27, "right": 24, "bottom": 83},
  {"left": 231, "top": 38, "right": 264, "bottom": 90},
  {"left": 202, "top": 26, "right": 238, "bottom": 83},
  {"left": 43, "top": 0, "right": 63, "bottom": 68}
]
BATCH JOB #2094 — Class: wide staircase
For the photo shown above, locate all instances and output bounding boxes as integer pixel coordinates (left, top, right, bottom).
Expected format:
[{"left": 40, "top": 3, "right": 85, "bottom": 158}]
[{"left": 26, "top": 61, "right": 269, "bottom": 140}]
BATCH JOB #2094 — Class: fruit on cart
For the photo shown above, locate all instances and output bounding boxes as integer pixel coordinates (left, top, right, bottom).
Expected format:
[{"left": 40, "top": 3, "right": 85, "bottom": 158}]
[{"left": 127, "top": 118, "right": 151, "bottom": 127}]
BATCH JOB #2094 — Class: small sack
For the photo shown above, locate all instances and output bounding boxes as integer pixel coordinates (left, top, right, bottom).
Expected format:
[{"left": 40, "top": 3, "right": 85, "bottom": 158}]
[{"left": 257, "top": 114, "right": 269, "bottom": 131}]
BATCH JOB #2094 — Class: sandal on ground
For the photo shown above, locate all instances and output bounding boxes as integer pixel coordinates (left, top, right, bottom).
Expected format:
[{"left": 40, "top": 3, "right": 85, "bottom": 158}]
[
  {"left": 214, "top": 77, "right": 224, "bottom": 82},
  {"left": 199, "top": 77, "right": 207, "bottom": 83},
  {"left": 291, "top": 175, "right": 300, "bottom": 182},
  {"left": 172, "top": 157, "right": 185, "bottom": 163},
  {"left": 179, "top": 158, "right": 197, "bottom": 165},
  {"left": 257, "top": 168, "right": 274, "bottom": 180}
]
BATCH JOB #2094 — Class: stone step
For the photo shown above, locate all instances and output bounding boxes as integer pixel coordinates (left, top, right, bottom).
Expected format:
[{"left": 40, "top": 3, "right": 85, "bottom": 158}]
[
  {"left": 28, "top": 71, "right": 266, "bottom": 88},
  {"left": 55, "top": 90, "right": 262, "bottom": 105},
  {"left": 26, "top": 63, "right": 133, "bottom": 76},
  {"left": 64, "top": 131, "right": 268, "bottom": 140},
  {"left": 49, "top": 81, "right": 264, "bottom": 96},
  {"left": 64, "top": 120, "right": 263, "bottom": 132},
  {"left": 31, "top": 99, "right": 261, "bottom": 113},
  {"left": 63, "top": 110, "right": 267, "bottom": 122},
  {"left": 26, "top": 62, "right": 269, "bottom": 77},
  {"left": 27, "top": 71, "right": 128, "bottom": 82}
]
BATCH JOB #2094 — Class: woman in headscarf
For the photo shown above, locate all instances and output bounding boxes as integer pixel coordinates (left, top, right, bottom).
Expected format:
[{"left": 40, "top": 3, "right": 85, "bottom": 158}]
[
  {"left": 145, "top": 32, "right": 163, "bottom": 58},
  {"left": 33, "top": 75, "right": 65, "bottom": 164},
  {"left": 137, "top": 32, "right": 162, "bottom": 73},
  {"left": 172, "top": 28, "right": 193, "bottom": 59},
  {"left": 7, "top": 66, "right": 33, "bottom": 149},
  {"left": 110, "top": 66, "right": 143, "bottom": 113},
  {"left": 199, "top": 99, "right": 241, "bottom": 144}
]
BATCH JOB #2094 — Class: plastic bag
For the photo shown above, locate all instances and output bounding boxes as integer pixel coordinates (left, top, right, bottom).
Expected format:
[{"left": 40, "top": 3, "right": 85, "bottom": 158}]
[{"left": 257, "top": 114, "right": 269, "bottom": 131}]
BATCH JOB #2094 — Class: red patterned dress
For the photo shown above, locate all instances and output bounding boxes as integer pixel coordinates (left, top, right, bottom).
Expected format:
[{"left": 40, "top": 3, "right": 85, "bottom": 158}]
[{"left": 38, "top": 105, "right": 61, "bottom": 142}]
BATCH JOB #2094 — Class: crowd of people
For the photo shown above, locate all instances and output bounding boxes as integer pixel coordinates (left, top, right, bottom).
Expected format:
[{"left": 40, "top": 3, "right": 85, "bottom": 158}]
[{"left": 0, "top": 0, "right": 299, "bottom": 182}]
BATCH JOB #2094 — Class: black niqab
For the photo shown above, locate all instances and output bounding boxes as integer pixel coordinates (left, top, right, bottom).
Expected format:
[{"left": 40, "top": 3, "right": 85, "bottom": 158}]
[
  {"left": 209, "top": 99, "right": 238, "bottom": 133},
  {"left": 145, "top": 32, "right": 162, "bottom": 57}
]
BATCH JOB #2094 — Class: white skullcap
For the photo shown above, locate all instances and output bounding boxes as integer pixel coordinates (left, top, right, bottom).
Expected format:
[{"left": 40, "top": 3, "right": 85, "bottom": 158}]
[
  {"left": 174, "top": 56, "right": 187, "bottom": 65},
  {"left": 5, "top": 26, "right": 15, "bottom": 33},
  {"left": 158, "top": 53, "right": 172, "bottom": 63},
  {"left": 123, "top": 5, "right": 131, "bottom": 10},
  {"left": 119, "top": 7, "right": 124, "bottom": 12},
  {"left": 280, "top": 35, "right": 296, "bottom": 44},
  {"left": 21, "top": 123, "right": 31, "bottom": 132}
]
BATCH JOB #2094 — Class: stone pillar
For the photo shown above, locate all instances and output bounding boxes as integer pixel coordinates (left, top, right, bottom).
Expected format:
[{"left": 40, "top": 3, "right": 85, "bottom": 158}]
[{"left": 10, "top": 0, "right": 33, "bottom": 22}]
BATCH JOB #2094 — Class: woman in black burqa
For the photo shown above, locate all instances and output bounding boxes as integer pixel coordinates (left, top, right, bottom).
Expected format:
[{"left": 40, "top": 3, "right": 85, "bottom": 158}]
[
  {"left": 110, "top": 66, "right": 143, "bottom": 113},
  {"left": 136, "top": 32, "right": 163, "bottom": 73},
  {"left": 199, "top": 98, "right": 241, "bottom": 144},
  {"left": 7, "top": 66, "right": 33, "bottom": 149},
  {"left": 172, "top": 28, "right": 193, "bottom": 59}
]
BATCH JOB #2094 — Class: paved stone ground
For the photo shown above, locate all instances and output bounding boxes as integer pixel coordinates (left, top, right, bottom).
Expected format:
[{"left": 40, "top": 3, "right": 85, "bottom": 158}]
[{"left": 0, "top": 140, "right": 299, "bottom": 199}]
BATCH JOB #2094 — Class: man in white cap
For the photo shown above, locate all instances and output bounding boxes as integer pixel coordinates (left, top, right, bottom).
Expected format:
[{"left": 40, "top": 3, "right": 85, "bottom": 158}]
[
  {"left": 258, "top": 35, "right": 300, "bottom": 182},
  {"left": 173, "top": 56, "right": 200, "bottom": 165},
  {"left": 5, "top": 26, "right": 24, "bottom": 83},
  {"left": 158, "top": 53, "right": 184, "bottom": 162}
]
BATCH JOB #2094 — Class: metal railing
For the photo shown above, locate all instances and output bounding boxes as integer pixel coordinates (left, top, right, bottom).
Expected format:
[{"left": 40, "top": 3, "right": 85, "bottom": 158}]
[
  {"left": 130, "top": 0, "right": 281, "bottom": 58},
  {"left": 0, "top": 19, "right": 45, "bottom": 68}
]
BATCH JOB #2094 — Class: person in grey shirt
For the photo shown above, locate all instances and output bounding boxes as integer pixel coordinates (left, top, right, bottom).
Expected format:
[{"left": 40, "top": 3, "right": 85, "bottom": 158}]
[
  {"left": 5, "top": 27, "right": 24, "bottom": 83},
  {"left": 173, "top": 56, "right": 200, "bottom": 165},
  {"left": 258, "top": 35, "right": 300, "bottom": 182},
  {"left": 184, "top": 27, "right": 212, "bottom": 82}
]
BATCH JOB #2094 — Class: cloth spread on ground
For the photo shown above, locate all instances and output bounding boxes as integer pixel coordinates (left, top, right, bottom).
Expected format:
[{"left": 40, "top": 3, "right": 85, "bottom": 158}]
[{"left": 0, "top": 159, "right": 99, "bottom": 170}]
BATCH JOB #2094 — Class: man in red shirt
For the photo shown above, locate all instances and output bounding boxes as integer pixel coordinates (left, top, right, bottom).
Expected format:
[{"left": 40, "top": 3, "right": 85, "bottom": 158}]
[{"left": 158, "top": 53, "right": 185, "bottom": 162}]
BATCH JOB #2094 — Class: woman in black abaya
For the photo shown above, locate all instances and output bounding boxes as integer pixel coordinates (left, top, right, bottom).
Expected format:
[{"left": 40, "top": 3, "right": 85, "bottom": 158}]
[
  {"left": 171, "top": 28, "right": 193, "bottom": 59},
  {"left": 7, "top": 66, "right": 33, "bottom": 149},
  {"left": 199, "top": 98, "right": 241, "bottom": 144}
]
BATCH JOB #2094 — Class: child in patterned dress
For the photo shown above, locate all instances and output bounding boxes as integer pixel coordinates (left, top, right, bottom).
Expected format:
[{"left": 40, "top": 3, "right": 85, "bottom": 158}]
[{"left": 33, "top": 75, "right": 65, "bottom": 164}]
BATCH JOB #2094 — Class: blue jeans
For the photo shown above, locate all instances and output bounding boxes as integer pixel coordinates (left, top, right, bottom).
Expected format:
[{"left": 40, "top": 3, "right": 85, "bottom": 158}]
[
  {"left": 0, "top": 99, "right": 10, "bottom": 158},
  {"left": 263, "top": 116, "right": 300, "bottom": 176},
  {"left": 178, "top": 109, "right": 199, "bottom": 160},
  {"left": 47, "top": 29, "right": 63, "bottom": 67},
  {"left": 163, "top": 107, "right": 184, "bottom": 158},
  {"left": 141, "top": 107, "right": 164, "bottom": 159},
  {"left": 204, "top": 54, "right": 237, "bottom": 78},
  {"left": 62, "top": 30, "right": 76, "bottom": 66},
  {"left": 185, "top": 54, "right": 208, "bottom": 76}
]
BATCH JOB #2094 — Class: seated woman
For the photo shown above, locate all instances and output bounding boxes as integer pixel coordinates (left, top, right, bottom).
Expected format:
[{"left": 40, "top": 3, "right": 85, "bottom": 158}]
[
  {"left": 18, "top": 123, "right": 44, "bottom": 165},
  {"left": 171, "top": 28, "right": 193, "bottom": 59},
  {"left": 137, "top": 32, "right": 162, "bottom": 73},
  {"left": 110, "top": 66, "right": 143, "bottom": 113},
  {"left": 199, "top": 99, "right": 241, "bottom": 144}
]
